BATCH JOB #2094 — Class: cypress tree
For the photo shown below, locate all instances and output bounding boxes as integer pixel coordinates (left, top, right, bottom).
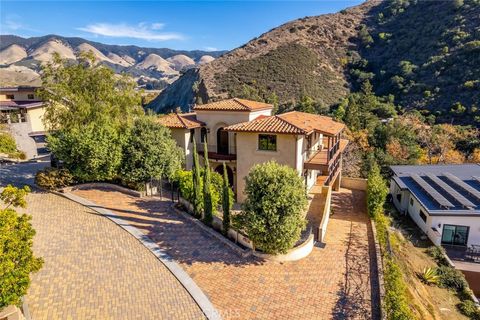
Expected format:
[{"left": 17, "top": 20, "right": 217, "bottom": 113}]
[
  {"left": 222, "top": 162, "right": 231, "bottom": 235},
  {"left": 192, "top": 139, "right": 202, "bottom": 218},
  {"left": 203, "top": 141, "right": 213, "bottom": 225}
]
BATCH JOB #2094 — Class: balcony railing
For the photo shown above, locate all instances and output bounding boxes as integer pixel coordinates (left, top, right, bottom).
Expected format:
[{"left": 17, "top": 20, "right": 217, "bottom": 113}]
[{"left": 196, "top": 143, "right": 237, "bottom": 160}]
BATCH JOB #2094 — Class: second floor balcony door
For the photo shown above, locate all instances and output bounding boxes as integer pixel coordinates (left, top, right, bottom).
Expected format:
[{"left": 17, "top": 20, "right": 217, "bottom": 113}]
[{"left": 217, "top": 128, "right": 229, "bottom": 155}]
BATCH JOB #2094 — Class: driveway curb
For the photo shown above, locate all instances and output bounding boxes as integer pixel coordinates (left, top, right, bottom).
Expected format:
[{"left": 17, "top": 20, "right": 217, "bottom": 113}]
[{"left": 54, "top": 191, "right": 222, "bottom": 320}]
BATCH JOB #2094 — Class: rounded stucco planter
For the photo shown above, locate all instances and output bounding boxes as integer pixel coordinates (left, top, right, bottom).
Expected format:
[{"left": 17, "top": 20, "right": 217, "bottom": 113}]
[{"left": 252, "top": 233, "right": 315, "bottom": 262}]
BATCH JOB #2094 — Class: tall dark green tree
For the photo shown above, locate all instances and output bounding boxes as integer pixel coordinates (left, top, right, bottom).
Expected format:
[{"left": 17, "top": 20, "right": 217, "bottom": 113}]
[
  {"left": 221, "top": 162, "right": 231, "bottom": 235},
  {"left": 203, "top": 142, "right": 213, "bottom": 225},
  {"left": 192, "top": 140, "right": 202, "bottom": 218}
]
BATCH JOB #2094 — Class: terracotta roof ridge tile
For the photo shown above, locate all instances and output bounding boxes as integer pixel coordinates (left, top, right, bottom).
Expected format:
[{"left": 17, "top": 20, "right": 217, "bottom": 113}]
[
  {"left": 275, "top": 114, "right": 308, "bottom": 134},
  {"left": 232, "top": 98, "right": 251, "bottom": 111}
]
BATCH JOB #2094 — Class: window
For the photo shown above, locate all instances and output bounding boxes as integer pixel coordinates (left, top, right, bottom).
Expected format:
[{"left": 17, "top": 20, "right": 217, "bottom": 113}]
[
  {"left": 410, "top": 198, "right": 414, "bottom": 206},
  {"left": 190, "top": 129, "right": 195, "bottom": 143},
  {"left": 396, "top": 193, "right": 402, "bottom": 203},
  {"left": 441, "top": 225, "right": 469, "bottom": 246},
  {"left": 201, "top": 127, "right": 207, "bottom": 143},
  {"left": 6, "top": 94, "right": 14, "bottom": 99},
  {"left": 419, "top": 210, "right": 427, "bottom": 223},
  {"left": 258, "top": 134, "right": 277, "bottom": 151},
  {"left": 28, "top": 94, "right": 34, "bottom": 99}
]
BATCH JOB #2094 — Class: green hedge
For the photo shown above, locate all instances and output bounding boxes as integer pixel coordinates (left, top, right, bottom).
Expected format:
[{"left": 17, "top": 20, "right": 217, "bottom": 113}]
[{"left": 368, "top": 162, "right": 414, "bottom": 319}]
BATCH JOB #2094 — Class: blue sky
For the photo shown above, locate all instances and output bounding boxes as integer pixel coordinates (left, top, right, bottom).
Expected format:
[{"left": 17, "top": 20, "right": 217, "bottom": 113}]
[{"left": 1, "top": 1, "right": 364, "bottom": 51}]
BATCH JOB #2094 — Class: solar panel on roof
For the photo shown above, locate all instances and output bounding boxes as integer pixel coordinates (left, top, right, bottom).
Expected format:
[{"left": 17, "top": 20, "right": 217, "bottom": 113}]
[
  {"left": 410, "top": 174, "right": 455, "bottom": 208},
  {"left": 473, "top": 176, "right": 480, "bottom": 184},
  {"left": 424, "top": 173, "right": 476, "bottom": 209},
  {"left": 443, "top": 172, "right": 480, "bottom": 201}
]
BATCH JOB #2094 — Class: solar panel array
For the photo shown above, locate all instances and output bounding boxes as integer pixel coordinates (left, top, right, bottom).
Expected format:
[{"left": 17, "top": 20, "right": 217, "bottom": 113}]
[
  {"left": 424, "top": 172, "right": 476, "bottom": 209},
  {"left": 410, "top": 174, "right": 455, "bottom": 208},
  {"left": 443, "top": 172, "right": 480, "bottom": 201}
]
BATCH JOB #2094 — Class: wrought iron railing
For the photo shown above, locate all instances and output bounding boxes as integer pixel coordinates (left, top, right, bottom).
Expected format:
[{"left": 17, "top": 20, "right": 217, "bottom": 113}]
[{"left": 197, "top": 143, "right": 236, "bottom": 155}]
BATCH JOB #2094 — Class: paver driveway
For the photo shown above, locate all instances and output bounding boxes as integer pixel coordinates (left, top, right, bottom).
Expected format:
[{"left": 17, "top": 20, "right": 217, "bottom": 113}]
[
  {"left": 73, "top": 186, "right": 380, "bottom": 320},
  {"left": 15, "top": 192, "right": 205, "bottom": 320}
]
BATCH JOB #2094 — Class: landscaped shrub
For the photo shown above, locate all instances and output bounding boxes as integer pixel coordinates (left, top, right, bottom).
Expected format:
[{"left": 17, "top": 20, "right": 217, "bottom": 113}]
[
  {"left": 436, "top": 265, "right": 469, "bottom": 291},
  {"left": 237, "top": 161, "right": 307, "bottom": 254},
  {"left": 418, "top": 267, "right": 439, "bottom": 285},
  {"left": 0, "top": 132, "right": 17, "bottom": 155},
  {"left": 35, "top": 167, "right": 74, "bottom": 190},
  {"left": 202, "top": 142, "right": 213, "bottom": 226},
  {"left": 383, "top": 258, "right": 414, "bottom": 320},
  {"left": 176, "top": 169, "right": 227, "bottom": 214},
  {"left": 426, "top": 246, "right": 449, "bottom": 265},
  {"left": 458, "top": 300, "right": 480, "bottom": 320},
  {"left": 120, "top": 117, "right": 183, "bottom": 184},
  {"left": 47, "top": 124, "right": 124, "bottom": 182},
  {"left": 367, "top": 163, "right": 388, "bottom": 217}
]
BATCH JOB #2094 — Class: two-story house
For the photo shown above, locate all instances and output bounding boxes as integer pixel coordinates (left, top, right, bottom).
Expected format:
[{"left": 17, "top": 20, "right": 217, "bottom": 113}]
[
  {"left": 157, "top": 98, "right": 348, "bottom": 202},
  {"left": 0, "top": 86, "right": 48, "bottom": 158}
]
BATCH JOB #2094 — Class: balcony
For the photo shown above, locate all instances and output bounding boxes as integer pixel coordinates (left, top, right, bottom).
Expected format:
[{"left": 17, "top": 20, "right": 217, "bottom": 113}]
[
  {"left": 304, "top": 139, "right": 348, "bottom": 171},
  {"left": 197, "top": 143, "right": 237, "bottom": 161}
]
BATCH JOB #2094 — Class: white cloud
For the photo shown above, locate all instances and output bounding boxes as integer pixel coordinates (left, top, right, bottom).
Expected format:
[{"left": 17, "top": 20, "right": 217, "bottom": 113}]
[
  {"left": 204, "top": 46, "right": 218, "bottom": 51},
  {"left": 77, "top": 22, "right": 183, "bottom": 41},
  {"left": 150, "top": 23, "right": 164, "bottom": 30},
  {"left": 0, "top": 14, "right": 38, "bottom": 34}
]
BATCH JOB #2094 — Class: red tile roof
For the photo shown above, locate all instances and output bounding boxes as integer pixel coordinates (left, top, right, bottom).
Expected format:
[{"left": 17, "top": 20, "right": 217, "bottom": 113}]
[
  {"left": 194, "top": 98, "right": 273, "bottom": 112},
  {"left": 156, "top": 113, "right": 204, "bottom": 129},
  {"left": 225, "top": 111, "right": 345, "bottom": 136}
]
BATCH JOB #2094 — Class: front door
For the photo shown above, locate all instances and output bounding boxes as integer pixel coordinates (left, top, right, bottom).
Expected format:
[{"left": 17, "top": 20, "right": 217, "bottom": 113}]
[
  {"left": 217, "top": 128, "right": 229, "bottom": 155},
  {"left": 441, "top": 224, "right": 469, "bottom": 246}
]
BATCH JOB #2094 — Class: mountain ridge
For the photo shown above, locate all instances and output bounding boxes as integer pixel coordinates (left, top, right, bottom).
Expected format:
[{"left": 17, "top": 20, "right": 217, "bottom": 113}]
[{"left": 0, "top": 34, "right": 226, "bottom": 88}]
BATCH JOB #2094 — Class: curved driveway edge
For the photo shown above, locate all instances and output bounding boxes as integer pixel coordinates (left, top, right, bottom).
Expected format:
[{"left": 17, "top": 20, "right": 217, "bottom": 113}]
[{"left": 56, "top": 191, "right": 221, "bottom": 320}]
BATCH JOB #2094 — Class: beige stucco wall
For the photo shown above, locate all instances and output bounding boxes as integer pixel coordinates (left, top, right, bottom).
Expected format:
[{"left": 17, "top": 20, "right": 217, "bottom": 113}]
[
  {"left": 195, "top": 109, "right": 272, "bottom": 154},
  {"left": 170, "top": 128, "right": 192, "bottom": 169},
  {"left": 235, "top": 132, "right": 299, "bottom": 202},
  {"left": 26, "top": 107, "right": 47, "bottom": 132},
  {"left": 0, "top": 90, "right": 39, "bottom": 101},
  {"left": 341, "top": 177, "right": 367, "bottom": 190}
]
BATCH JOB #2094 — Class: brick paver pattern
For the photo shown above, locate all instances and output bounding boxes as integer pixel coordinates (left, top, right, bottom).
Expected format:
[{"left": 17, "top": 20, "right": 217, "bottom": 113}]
[
  {"left": 20, "top": 192, "right": 205, "bottom": 320},
  {"left": 73, "top": 186, "right": 378, "bottom": 320}
]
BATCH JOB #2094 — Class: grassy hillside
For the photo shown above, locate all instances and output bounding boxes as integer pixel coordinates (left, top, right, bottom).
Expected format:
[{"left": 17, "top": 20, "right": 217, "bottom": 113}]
[{"left": 351, "top": 0, "right": 480, "bottom": 123}]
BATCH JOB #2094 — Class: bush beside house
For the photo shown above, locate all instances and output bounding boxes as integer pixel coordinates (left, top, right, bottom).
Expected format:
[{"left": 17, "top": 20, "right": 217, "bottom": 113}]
[{"left": 236, "top": 161, "right": 307, "bottom": 254}]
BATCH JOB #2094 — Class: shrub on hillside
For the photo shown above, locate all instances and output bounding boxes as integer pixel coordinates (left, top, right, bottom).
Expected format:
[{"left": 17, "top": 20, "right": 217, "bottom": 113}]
[
  {"left": 458, "top": 300, "right": 480, "bottom": 320},
  {"left": 426, "top": 246, "right": 449, "bottom": 265},
  {"left": 237, "top": 161, "right": 307, "bottom": 254},
  {"left": 35, "top": 167, "right": 74, "bottom": 190},
  {"left": 436, "top": 265, "right": 469, "bottom": 291}
]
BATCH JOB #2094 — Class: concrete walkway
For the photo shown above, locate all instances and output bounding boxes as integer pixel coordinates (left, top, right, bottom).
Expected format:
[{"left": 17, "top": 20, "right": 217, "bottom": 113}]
[{"left": 73, "top": 186, "right": 380, "bottom": 319}]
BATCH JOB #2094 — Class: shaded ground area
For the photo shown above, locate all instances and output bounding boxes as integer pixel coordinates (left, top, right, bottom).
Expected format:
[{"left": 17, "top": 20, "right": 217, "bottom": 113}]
[
  {"left": 9, "top": 190, "right": 205, "bottom": 320},
  {"left": 73, "top": 186, "right": 379, "bottom": 319}
]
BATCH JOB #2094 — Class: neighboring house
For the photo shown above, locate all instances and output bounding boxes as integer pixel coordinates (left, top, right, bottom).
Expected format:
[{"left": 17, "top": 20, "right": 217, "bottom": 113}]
[
  {"left": 390, "top": 164, "right": 480, "bottom": 247},
  {"left": 157, "top": 98, "right": 348, "bottom": 202},
  {"left": 0, "top": 86, "right": 48, "bottom": 159}
]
